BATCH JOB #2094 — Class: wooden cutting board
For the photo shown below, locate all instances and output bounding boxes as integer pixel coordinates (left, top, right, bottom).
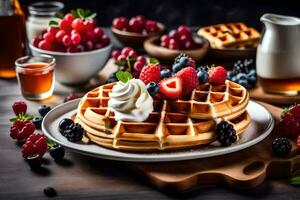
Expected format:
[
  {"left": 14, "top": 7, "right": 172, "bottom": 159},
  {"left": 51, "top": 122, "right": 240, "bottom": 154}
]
[{"left": 127, "top": 102, "right": 300, "bottom": 191}]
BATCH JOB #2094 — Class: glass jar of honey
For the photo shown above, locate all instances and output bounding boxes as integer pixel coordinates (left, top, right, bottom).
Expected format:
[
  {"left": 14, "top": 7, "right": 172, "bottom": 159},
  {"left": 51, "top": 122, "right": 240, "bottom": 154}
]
[{"left": 0, "top": 0, "right": 25, "bottom": 78}]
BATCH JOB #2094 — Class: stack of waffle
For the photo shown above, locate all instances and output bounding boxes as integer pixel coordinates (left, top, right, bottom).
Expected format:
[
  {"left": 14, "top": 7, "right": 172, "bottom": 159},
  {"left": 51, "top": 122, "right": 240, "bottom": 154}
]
[
  {"left": 197, "top": 22, "right": 260, "bottom": 49},
  {"left": 75, "top": 80, "right": 250, "bottom": 152}
]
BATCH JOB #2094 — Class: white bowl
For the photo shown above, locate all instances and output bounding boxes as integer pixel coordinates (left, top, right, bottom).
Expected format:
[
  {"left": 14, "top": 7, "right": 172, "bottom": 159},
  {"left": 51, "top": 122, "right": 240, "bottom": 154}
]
[{"left": 29, "top": 44, "right": 112, "bottom": 85}]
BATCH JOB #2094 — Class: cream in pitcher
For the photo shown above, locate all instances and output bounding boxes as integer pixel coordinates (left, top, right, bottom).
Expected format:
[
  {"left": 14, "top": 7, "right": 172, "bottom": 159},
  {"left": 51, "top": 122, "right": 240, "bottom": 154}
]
[{"left": 256, "top": 13, "right": 300, "bottom": 95}]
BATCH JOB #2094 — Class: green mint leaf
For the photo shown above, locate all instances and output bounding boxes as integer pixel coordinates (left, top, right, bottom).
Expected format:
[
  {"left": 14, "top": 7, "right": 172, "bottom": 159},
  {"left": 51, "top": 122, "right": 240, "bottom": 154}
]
[
  {"left": 46, "top": 138, "right": 56, "bottom": 148},
  {"left": 83, "top": 9, "right": 91, "bottom": 17},
  {"left": 71, "top": 9, "right": 79, "bottom": 18},
  {"left": 54, "top": 12, "right": 64, "bottom": 19},
  {"left": 49, "top": 20, "right": 59, "bottom": 26},
  {"left": 116, "top": 71, "right": 133, "bottom": 83},
  {"left": 149, "top": 57, "right": 159, "bottom": 64},
  {"left": 77, "top": 8, "right": 85, "bottom": 19},
  {"left": 290, "top": 176, "right": 300, "bottom": 185},
  {"left": 85, "top": 13, "right": 97, "bottom": 20}
]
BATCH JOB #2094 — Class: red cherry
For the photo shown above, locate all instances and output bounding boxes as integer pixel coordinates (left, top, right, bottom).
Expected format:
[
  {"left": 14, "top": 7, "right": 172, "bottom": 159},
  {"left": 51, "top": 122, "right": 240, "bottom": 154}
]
[
  {"left": 47, "top": 26, "right": 58, "bottom": 35},
  {"left": 160, "top": 41, "right": 168, "bottom": 48},
  {"left": 136, "top": 15, "right": 146, "bottom": 25},
  {"left": 75, "top": 44, "right": 85, "bottom": 52},
  {"left": 113, "top": 17, "right": 129, "bottom": 30},
  {"left": 94, "top": 27, "right": 104, "bottom": 38},
  {"left": 169, "top": 29, "right": 180, "bottom": 40},
  {"left": 72, "top": 18, "right": 84, "bottom": 32},
  {"left": 38, "top": 40, "right": 51, "bottom": 50},
  {"left": 183, "top": 40, "right": 192, "bottom": 49},
  {"left": 117, "top": 54, "right": 126, "bottom": 62},
  {"left": 161, "top": 35, "right": 170, "bottom": 43},
  {"left": 179, "top": 35, "right": 189, "bottom": 48},
  {"left": 64, "top": 13, "right": 74, "bottom": 22},
  {"left": 71, "top": 33, "right": 81, "bottom": 45},
  {"left": 100, "top": 35, "right": 110, "bottom": 46},
  {"left": 133, "top": 61, "right": 144, "bottom": 72},
  {"left": 59, "top": 19, "right": 72, "bottom": 32},
  {"left": 85, "top": 31, "right": 96, "bottom": 42},
  {"left": 128, "top": 50, "right": 137, "bottom": 59},
  {"left": 169, "top": 39, "right": 179, "bottom": 50},
  {"left": 62, "top": 35, "right": 72, "bottom": 46},
  {"left": 112, "top": 50, "right": 121, "bottom": 60},
  {"left": 84, "top": 40, "right": 94, "bottom": 51},
  {"left": 55, "top": 30, "right": 66, "bottom": 43},
  {"left": 32, "top": 37, "right": 42, "bottom": 47},
  {"left": 177, "top": 25, "right": 190, "bottom": 36},
  {"left": 121, "top": 47, "right": 132, "bottom": 57},
  {"left": 43, "top": 32, "right": 55, "bottom": 43},
  {"left": 137, "top": 56, "right": 146, "bottom": 64},
  {"left": 12, "top": 101, "right": 27, "bottom": 115},
  {"left": 94, "top": 43, "right": 103, "bottom": 49},
  {"left": 66, "top": 45, "right": 78, "bottom": 53},
  {"left": 129, "top": 17, "right": 143, "bottom": 33},
  {"left": 145, "top": 20, "right": 159, "bottom": 33}
]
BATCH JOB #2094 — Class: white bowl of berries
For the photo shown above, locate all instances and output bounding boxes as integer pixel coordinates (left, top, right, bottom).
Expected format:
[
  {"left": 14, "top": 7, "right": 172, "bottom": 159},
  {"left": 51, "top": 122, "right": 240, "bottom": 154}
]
[
  {"left": 111, "top": 15, "right": 165, "bottom": 49},
  {"left": 29, "top": 9, "right": 112, "bottom": 85}
]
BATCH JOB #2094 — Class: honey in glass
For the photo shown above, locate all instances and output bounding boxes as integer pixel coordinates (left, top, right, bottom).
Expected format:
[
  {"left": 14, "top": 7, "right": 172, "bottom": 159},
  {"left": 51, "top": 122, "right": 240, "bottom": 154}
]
[{"left": 0, "top": 0, "right": 25, "bottom": 78}]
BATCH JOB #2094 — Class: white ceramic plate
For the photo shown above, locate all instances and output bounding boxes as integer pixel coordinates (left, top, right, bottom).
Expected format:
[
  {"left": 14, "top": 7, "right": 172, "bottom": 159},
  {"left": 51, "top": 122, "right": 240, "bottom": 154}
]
[{"left": 42, "top": 99, "right": 274, "bottom": 162}]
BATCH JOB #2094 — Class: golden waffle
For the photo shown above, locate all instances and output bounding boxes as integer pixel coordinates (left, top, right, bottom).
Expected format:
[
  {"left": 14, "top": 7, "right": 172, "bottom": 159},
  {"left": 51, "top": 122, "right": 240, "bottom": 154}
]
[
  {"left": 197, "top": 22, "right": 260, "bottom": 49},
  {"left": 74, "top": 80, "right": 250, "bottom": 152}
]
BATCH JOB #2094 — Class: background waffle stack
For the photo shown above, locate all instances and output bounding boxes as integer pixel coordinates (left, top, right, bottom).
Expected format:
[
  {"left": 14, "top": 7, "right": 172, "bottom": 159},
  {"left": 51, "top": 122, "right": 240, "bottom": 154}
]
[
  {"left": 197, "top": 22, "right": 260, "bottom": 49},
  {"left": 75, "top": 80, "right": 250, "bottom": 152}
]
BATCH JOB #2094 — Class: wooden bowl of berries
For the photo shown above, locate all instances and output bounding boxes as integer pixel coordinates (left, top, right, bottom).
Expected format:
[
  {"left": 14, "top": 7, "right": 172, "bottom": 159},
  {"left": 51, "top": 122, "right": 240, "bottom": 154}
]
[
  {"left": 111, "top": 15, "right": 165, "bottom": 49},
  {"left": 144, "top": 25, "right": 209, "bottom": 64},
  {"left": 29, "top": 9, "right": 112, "bottom": 85}
]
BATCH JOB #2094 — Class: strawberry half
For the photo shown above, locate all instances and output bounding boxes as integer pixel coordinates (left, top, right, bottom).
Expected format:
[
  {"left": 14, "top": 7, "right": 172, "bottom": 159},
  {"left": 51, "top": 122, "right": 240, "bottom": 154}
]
[
  {"left": 159, "top": 77, "right": 182, "bottom": 100},
  {"left": 139, "top": 64, "right": 161, "bottom": 85},
  {"left": 208, "top": 66, "right": 227, "bottom": 85},
  {"left": 174, "top": 67, "right": 198, "bottom": 97},
  {"left": 22, "top": 133, "right": 47, "bottom": 158}
]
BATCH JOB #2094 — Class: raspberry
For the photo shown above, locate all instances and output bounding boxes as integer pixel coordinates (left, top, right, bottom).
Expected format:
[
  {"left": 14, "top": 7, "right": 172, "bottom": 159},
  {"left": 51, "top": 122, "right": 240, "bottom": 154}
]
[
  {"left": 174, "top": 67, "right": 199, "bottom": 97},
  {"left": 22, "top": 133, "right": 47, "bottom": 158},
  {"left": 208, "top": 66, "right": 227, "bottom": 84},
  {"left": 215, "top": 121, "right": 237, "bottom": 146},
  {"left": 272, "top": 137, "right": 292, "bottom": 157},
  {"left": 139, "top": 64, "right": 161, "bottom": 85},
  {"left": 297, "top": 135, "right": 300, "bottom": 149},
  {"left": 12, "top": 101, "right": 27, "bottom": 115},
  {"left": 279, "top": 105, "right": 300, "bottom": 139},
  {"left": 10, "top": 120, "right": 35, "bottom": 142},
  {"left": 159, "top": 77, "right": 182, "bottom": 100}
]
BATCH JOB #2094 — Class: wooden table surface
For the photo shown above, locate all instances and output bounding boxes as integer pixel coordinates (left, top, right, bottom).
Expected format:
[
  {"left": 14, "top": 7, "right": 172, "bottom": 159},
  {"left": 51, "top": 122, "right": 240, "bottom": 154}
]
[{"left": 1, "top": 32, "right": 300, "bottom": 199}]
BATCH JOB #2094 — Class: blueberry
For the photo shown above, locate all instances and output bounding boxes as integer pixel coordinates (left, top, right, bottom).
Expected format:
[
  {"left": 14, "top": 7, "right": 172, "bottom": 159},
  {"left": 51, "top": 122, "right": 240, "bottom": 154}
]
[
  {"left": 147, "top": 82, "right": 159, "bottom": 95},
  {"left": 38, "top": 105, "right": 51, "bottom": 117},
  {"left": 26, "top": 154, "right": 41, "bottom": 170},
  {"left": 227, "top": 71, "right": 235, "bottom": 80},
  {"left": 238, "top": 79, "right": 251, "bottom": 88},
  {"left": 160, "top": 69, "right": 171, "bottom": 79},
  {"left": 247, "top": 75, "right": 257, "bottom": 85},
  {"left": 179, "top": 57, "right": 189, "bottom": 68},
  {"left": 231, "top": 75, "right": 238, "bottom": 83},
  {"left": 236, "top": 73, "right": 247, "bottom": 81},
  {"left": 248, "top": 69, "right": 256, "bottom": 77},
  {"left": 32, "top": 117, "right": 43, "bottom": 129},
  {"left": 106, "top": 78, "right": 118, "bottom": 83},
  {"left": 197, "top": 70, "right": 209, "bottom": 83},
  {"left": 109, "top": 72, "right": 117, "bottom": 79},
  {"left": 44, "top": 187, "right": 57, "bottom": 197},
  {"left": 59, "top": 118, "right": 74, "bottom": 134},
  {"left": 172, "top": 63, "right": 182, "bottom": 73},
  {"left": 49, "top": 144, "right": 65, "bottom": 161}
]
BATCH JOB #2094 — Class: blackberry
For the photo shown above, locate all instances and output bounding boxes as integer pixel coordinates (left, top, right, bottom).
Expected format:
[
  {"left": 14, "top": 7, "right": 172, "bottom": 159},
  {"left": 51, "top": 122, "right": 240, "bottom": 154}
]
[
  {"left": 59, "top": 118, "right": 74, "bottom": 134},
  {"left": 63, "top": 123, "right": 84, "bottom": 142},
  {"left": 215, "top": 121, "right": 237, "bottom": 146},
  {"left": 272, "top": 137, "right": 292, "bottom": 156},
  {"left": 27, "top": 154, "right": 42, "bottom": 170},
  {"left": 49, "top": 144, "right": 65, "bottom": 161},
  {"left": 38, "top": 105, "right": 51, "bottom": 117}
]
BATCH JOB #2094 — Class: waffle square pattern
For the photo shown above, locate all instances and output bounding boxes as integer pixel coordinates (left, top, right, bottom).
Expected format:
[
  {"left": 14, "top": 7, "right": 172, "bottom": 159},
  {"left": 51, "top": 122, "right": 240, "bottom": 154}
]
[
  {"left": 197, "top": 22, "right": 260, "bottom": 49},
  {"left": 75, "top": 80, "right": 250, "bottom": 151}
]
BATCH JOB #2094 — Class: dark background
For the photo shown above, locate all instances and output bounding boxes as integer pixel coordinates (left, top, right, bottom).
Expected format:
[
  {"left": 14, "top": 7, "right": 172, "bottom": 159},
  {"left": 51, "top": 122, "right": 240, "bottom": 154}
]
[{"left": 21, "top": 0, "right": 300, "bottom": 30}]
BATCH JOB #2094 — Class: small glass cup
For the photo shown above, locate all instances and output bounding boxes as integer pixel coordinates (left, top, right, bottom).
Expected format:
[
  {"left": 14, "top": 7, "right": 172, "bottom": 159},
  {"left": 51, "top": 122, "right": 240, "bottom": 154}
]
[{"left": 15, "top": 55, "right": 55, "bottom": 100}]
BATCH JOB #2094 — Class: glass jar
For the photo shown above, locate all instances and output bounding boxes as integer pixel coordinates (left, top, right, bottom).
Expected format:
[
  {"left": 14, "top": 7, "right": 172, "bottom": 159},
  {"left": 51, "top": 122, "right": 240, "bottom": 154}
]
[{"left": 26, "top": 1, "right": 64, "bottom": 41}]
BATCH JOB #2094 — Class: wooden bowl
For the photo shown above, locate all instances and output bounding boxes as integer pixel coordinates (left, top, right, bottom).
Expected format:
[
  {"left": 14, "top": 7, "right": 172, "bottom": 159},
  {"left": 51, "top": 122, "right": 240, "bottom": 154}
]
[
  {"left": 111, "top": 23, "right": 165, "bottom": 49},
  {"left": 144, "top": 36, "right": 209, "bottom": 64}
]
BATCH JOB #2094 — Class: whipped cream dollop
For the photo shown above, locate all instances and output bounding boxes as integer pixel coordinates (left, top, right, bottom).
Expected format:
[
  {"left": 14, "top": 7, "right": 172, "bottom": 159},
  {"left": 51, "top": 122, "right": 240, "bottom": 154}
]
[{"left": 108, "top": 79, "right": 153, "bottom": 122}]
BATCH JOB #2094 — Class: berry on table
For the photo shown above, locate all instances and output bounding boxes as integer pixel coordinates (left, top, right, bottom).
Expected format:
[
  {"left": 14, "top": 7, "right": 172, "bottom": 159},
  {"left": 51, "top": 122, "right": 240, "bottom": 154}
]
[
  {"left": 26, "top": 154, "right": 42, "bottom": 170},
  {"left": 32, "top": 117, "right": 43, "bottom": 129},
  {"left": 174, "top": 67, "right": 199, "bottom": 97},
  {"left": 49, "top": 144, "right": 65, "bottom": 161},
  {"left": 160, "top": 69, "right": 172, "bottom": 79},
  {"left": 12, "top": 101, "right": 27, "bottom": 115},
  {"left": 38, "top": 105, "right": 51, "bottom": 117},
  {"left": 62, "top": 123, "right": 84, "bottom": 142},
  {"left": 10, "top": 120, "right": 35, "bottom": 142},
  {"left": 158, "top": 77, "right": 183, "bottom": 100},
  {"left": 139, "top": 64, "right": 161, "bottom": 85},
  {"left": 208, "top": 66, "right": 227, "bottom": 85},
  {"left": 272, "top": 137, "right": 292, "bottom": 156},
  {"left": 44, "top": 187, "right": 57, "bottom": 197},
  {"left": 146, "top": 82, "right": 160, "bottom": 96},
  {"left": 215, "top": 121, "right": 237, "bottom": 146},
  {"left": 58, "top": 118, "right": 75, "bottom": 134},
  {"left": 22, "top": 133, "right": 48, "bottom": 158}
]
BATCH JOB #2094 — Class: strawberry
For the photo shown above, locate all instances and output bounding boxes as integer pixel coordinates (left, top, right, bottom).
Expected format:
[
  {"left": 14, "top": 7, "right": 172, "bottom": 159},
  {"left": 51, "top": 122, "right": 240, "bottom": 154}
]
[
  {"left": 174, "top": 67, "right": 198, "bottom": 97},
  {"left": 22, "top": 133, "right": 47, "bottom": 158},
  {"left": 10, "top": 120, "right": 35, "bottom": 142},
  {"left": 208, "top": 66, "right": 227, "bottom": 85},
  {"left": 279, "top": 105, "right": 300, "bottom": 139},
  {"left": 12, "top": 101, "right": 27, "bottom": 115},
  {"left": 139, "top": 64, "right": 161, "bottom": 85},
  {"left": 159, "top": 77, "right": 182, "bottom": 100}
]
